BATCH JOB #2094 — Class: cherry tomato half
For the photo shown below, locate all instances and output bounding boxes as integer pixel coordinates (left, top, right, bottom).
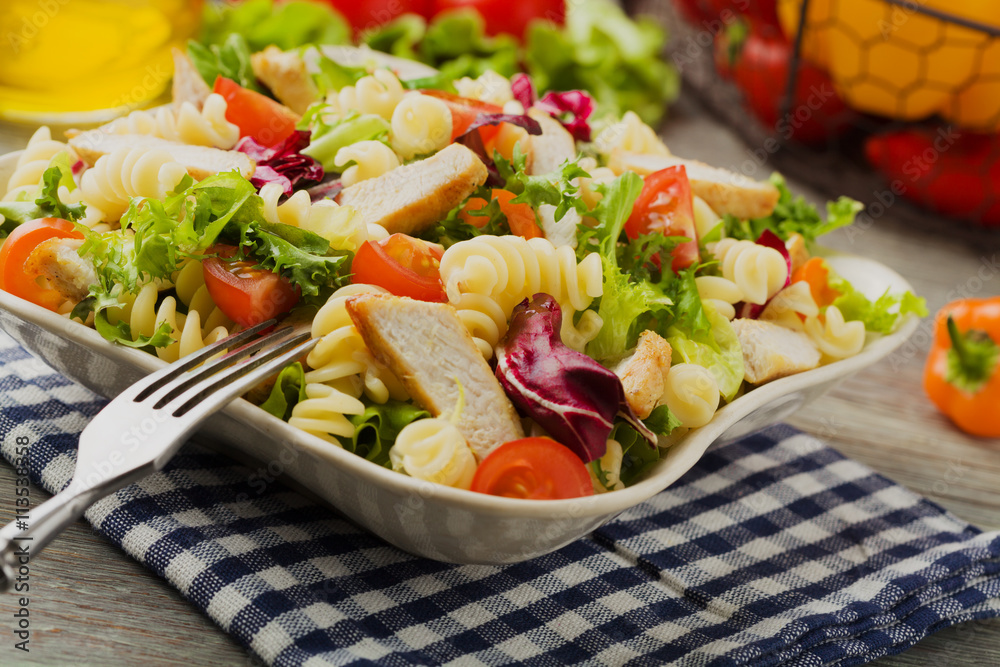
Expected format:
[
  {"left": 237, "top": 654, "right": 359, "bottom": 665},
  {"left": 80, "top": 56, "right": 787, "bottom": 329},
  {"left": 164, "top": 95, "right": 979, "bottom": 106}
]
[
  {"left": 352, "top": 234, "right": 446, "bottom": 302},
  {"left": 470, "top": 437, "right": 594, "bottom": 500},
  {"left": 202, "top": 245, "right": 300, "bottom": 328},
  {"left": 323, "top": 0, "right": 433, "bottom": 35},
  {"left": 624, "top": 165, "right": 700, "bottom": 272},
  {"left": 213, "top": 77, "right": 300, "bottom": 147},
  {"left": 0, "top": 217, "right": 83, "bottom": 311},
  {"left": 432, "top": 0, "right": 565, "bottom": 40}
]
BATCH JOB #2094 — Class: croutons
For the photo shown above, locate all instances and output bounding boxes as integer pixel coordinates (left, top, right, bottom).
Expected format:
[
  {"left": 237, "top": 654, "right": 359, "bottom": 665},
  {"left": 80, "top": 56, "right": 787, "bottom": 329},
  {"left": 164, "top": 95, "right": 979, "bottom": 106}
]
[
  {"left": 345, "top": 293, "right": 524, "bottom": 461},
  {"left": 336, "top": 143, "right": 489, "bottom": 236},
  {"left": 613, "top": 153, "right": 781, "bottom": 220},
  {"left": 731, "top": 318, "right": 821, "bottom": 384},
  {"left": 67, "top": 133, "right": 254, "bottom": 181},
  {"left": 613, "top": 330, "right": 672, "bottom": 419}
]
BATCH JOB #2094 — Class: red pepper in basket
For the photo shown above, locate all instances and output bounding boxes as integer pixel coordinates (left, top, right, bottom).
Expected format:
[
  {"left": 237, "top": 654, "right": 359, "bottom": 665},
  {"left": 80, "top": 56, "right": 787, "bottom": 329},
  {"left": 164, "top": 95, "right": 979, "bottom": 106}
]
[
  {"left": 714, "top": 19, "right": 853, "bottom": 145},
  {"left": 865, "top": 128, "right": 1000, "bottom": 228}
]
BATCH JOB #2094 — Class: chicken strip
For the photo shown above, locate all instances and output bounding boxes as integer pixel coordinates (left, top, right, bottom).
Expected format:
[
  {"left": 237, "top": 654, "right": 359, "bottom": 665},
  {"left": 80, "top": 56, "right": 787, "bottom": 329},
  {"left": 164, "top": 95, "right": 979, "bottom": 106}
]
[
  {"left": 68, "top": 133, "right": 254, "bottom": 181},
  {"left": 251, "top": 46, "right": 319, "bottom": 115},
  {"left": 731, "top": 318, "right": 820, "bottom": 384},
  {"left": 24, "top": 238, "right": 97, "bottom": 304},
  {"left": 346, "top": 293, "right": 524, "bottom": 461},
  {"left": 337, "top": 143, "right": 488, "bottom": 236},
  {"left": 525, "top": 108, "right": 577, "bottom": 176},
  {"left": 613, "top": 330, "right": 672, "bottom": 419},
  {"left": 171, "top": 48, "right": 212, "bottom": 112}
]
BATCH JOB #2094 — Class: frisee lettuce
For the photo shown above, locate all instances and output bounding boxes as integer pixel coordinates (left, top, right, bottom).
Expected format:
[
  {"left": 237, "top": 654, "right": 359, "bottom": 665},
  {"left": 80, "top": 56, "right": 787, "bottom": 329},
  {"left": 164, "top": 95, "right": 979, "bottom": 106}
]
[
  {"left": 259, "top": 362, "right": 308, "bottom": 421},
  {"left": 347, "top": 401, "right": 431, "bottom": 468},
  {"left": 187, "top": 33, "right": 260, "bottom": 92},
  {"left": 828, "top": 271, "right": 928, "bottom": 335},
  {"left": 299, "top": 109, "right": 391, "bottom": 172},
  {"left": 0, "top": 162, "right": 84, "bottom": 236},
  {"left": 199, "top": 0, "right": 349, "bottom": 53}
]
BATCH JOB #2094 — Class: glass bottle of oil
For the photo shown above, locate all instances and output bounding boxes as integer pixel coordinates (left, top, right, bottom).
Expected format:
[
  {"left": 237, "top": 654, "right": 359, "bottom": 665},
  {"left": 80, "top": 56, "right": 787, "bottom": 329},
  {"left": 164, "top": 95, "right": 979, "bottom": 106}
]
[{"left": 0, "top": 0, "right": 202, "bottom": 122}]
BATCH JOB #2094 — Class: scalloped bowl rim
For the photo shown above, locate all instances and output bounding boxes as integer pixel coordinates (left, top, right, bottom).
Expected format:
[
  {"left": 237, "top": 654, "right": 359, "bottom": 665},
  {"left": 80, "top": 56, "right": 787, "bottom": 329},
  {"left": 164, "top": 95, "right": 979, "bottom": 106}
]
[{"left": 0, "top": 150, "right": 921, "bottom": 524}]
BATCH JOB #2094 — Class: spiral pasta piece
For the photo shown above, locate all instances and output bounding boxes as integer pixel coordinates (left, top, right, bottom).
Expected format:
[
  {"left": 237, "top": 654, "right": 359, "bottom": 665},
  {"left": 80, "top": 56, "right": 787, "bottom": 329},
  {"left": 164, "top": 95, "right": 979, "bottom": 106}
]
[
  {"left": 3, "top": 126, "right": 77, "bottom": 202},
  {"left": 78, "top": 147, "right": 188, "bottom": 222},
  {"left": 325, "top": 68, "right": 405, "bottom": 121},
  {"left": 591, "top": 438, "right": 625, "bottom": 493},
  {"left": 258, "top": 182, "right": 378, "bottom": 251},
  {"left": 709, "top": 238, "right": 789, "bottom": 306},
  {"left": 760, "top": 281, "right": 819, "bottom": 332},
  {"left": 173, "top": 260, "right": 233, "bottom": 335},
  {"left": 803, "top": 305, "right": 866, "bottom": 359},
  {"left": 102, "top": 94, "right": 240, "bottom": 149},
  {"left": 660, "top": 363, "right": 720, "bottom": 429},
  {"left": 335, "top": 140, "right": 401, "bottom": 187},
  {"left": 390, "top": 93, "right": 453, "bottom": 160},
  {"left": 696, "top": 275, "right": 743, "bottom": 321},
  {"left": 597, "top": 111, "right": 670, "bottom": 174},
  {"left": 389, "top": 418, "right": 477, "bottom": 489},
  {"left": 453, "top": 70, "right": 514, "bottom": 107},
  {"left": 289, "top": 382, "right": 366, "bottom": 443},
  {"left": 439, "top": 235, "right": 604, "bottom": 357}
]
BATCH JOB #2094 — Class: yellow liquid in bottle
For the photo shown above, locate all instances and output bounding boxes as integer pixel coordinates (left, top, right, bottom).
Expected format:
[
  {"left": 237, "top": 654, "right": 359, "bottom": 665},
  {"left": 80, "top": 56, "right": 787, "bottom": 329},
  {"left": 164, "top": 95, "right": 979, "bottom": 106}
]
[{"left": 0, "top": 0, "right": 202, "bottom": 121}]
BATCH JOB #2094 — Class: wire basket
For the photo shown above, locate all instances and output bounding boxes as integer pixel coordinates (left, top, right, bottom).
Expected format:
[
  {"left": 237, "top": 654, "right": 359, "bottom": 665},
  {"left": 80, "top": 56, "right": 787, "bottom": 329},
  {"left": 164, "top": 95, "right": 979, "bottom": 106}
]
[{"left": 628, "top": 0, "right": 1000, "bottom": 240}]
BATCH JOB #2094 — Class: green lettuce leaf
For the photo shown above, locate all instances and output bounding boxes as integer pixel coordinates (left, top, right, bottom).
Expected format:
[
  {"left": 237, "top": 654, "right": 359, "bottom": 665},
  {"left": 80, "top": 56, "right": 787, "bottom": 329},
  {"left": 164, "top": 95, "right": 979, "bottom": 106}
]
[
  {"left": 310, "top": 52, "right": 368, "bottom": 96},
  {"left": 828, "top": 272, "right": 928, "bottom": 335},
  {"left": 199, "top": 0, "right": 349, "bottom": 53},
  {"left": 347, "top": 401, "right": 431, "bottom": 467},
  {"left": 187, "top": 33, "right": 260, "bottom": 91},
  {"left": 259, "top": 363, "right": 308, "bottom": 421},
  {"left": 300, "top": 110, "right": 391, "bottom": 171},
  {"left": 723, "top": 174, "right": 862, "bottom": 244}
]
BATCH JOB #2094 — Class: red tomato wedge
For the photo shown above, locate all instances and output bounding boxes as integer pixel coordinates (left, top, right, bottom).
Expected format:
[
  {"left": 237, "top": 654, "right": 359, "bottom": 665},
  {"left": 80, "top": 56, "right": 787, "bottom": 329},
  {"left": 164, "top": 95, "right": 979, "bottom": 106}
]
[
  {"left": 352, "top": 234, "right": 446, "bottom": 302},
  {"left": 432, "top": 0, "right": 565, "bottom": 39},
  {"left": 624, "top": 165, "right": 700, "bottom": 272},
  {"left": 323, "top": 0, "right": 433, "bottom": 35},
  {"left": 418, "top": 89, "right": 503, "bottom": 143},
  {"left": 0, "top": 218, "right": 83, "bottom": 311},
  {"left": 202, "top": 245, "right": 300, "bottom": 328},
  {"left": 213, "top": 77, "right": 300, "bottom": 147},
  {"left": 470, "top": 437, "right": 594, "bottom": 500}
]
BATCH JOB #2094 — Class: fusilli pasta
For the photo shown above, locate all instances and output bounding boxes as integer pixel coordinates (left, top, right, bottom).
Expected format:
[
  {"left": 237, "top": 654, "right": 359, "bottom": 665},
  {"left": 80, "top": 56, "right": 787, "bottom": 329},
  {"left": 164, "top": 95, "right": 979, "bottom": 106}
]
[
  {"left": 804, "top": 305, "right": 866, "bottom": 359},
  {"left": 390, "top": 93, "right": 453, "bottom": 160},
  {"left": 258, "top": 182, "right": 385, "bottom": 251},
  {"left": 439, "top": 235, "right": 604, "bottom": 357},
  {"left": 453, "top": 70, "right": 514, "bottom": 107},
  {"left": 78, "top": 147, "right": 188, "bottom": 222},
  {"left": 3, "top": 126, "right": 76, "bottom": 202},
  {"left": 596, "top": 110, "right": 670, "bottom": 172},
  {"left": 335, "top": 140, "right": 400, "bottom": 187},
  {"left": 709, "top": 238, "right": 789, "bottom": 306},
  {"left": 760, "top": 281, "right": 819, "bottom": 331},
  {"left": 696, "top": 275, "right": 743, "bottom": 320},
  {"left": 389, "top": 418, "right": 477, "bottom": 489},
  {"left": 660, "top": 363, "right": 720, "bottom": 428},
  {"left": 102, "top": 94, "right": 240, "bottom": 149},
  {"left": 325, "top": 68, "right": 404, "bottom": 121}
]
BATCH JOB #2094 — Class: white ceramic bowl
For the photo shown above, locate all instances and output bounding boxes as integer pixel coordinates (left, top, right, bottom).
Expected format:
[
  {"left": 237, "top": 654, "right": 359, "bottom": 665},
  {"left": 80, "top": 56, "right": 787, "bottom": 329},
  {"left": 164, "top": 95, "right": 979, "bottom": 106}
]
[{"left": 0, "top": 151, "right": 920, "bottom": 563}]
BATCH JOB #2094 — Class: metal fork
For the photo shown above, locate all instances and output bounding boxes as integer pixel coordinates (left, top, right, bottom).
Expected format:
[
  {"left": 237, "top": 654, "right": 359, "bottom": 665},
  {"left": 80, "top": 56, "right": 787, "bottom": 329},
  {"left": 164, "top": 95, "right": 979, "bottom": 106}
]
[{"left": 0, "top": 320, "right": 317, "bottom": 591}]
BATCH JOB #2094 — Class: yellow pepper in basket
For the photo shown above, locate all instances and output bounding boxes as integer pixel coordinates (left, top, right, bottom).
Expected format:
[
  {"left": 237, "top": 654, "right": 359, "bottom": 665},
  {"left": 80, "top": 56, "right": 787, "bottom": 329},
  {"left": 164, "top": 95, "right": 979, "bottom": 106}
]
[{"left": 777, "top": 0, "right": 1000, "bottom": 130}]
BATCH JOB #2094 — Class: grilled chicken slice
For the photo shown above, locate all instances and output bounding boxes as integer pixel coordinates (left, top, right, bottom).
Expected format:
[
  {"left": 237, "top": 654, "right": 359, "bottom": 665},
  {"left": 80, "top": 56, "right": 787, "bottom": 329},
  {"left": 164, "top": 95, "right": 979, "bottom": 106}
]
[
  {"left": 731, "top": 318, "right": 820, "bottom": 384},
  {"left": 171, "top": 48, "right": 212, "bottom": 112},
  {"left": 525, "top": 108, "right": 577, "bottom": 176},
  {"left": 346, "top": 293, "right": 524, "bottom": 461},
  {"left": 24, "top": 238, "right": 97, "bottom": 304},
  {"left": 337, "top": 143, "right": 488, "bottom": 236},
  {"left": 67, "top": 133, "right": 254, "bottom": 181},
  {"left": 251, "top": 46, "right": 319, "bottom": 115},
  {"left": 613, "top": 330, "right": 672, "bottom": 419},
  {"left": 614, "top": 153, "right": 781, "bottom": 220}
]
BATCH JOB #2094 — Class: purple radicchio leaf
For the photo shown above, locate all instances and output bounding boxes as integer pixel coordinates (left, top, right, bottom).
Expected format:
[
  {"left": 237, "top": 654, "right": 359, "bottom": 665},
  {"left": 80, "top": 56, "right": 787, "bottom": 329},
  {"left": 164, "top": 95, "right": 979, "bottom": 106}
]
[
  {"left": 236, "top": 130, "right": 324, "bottom": 197},
  {"left": 535, "top": 90, "right": 595, "bottom": 142},
  {"left": 510, "top": 73, "right": 537, "bottom": 109},
  {"left": 454, "top": 113, "right": 544, "bottom": 187},
  {"left": 735, "top": 229, "right": 793, "bottom": 319},
  {"left": 305, "top": 175, "right": 344, "bottom": 203},
  {"left": 495, "top": 294, "right": 656, "bottom": 463}
]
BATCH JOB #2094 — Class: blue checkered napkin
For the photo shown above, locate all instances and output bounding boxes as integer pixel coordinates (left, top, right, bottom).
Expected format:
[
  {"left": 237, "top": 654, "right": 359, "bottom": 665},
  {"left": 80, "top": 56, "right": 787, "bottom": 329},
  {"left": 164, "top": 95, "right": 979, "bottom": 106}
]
[{"left": 1, "top": 332, "right": 999, "bottom": 667}]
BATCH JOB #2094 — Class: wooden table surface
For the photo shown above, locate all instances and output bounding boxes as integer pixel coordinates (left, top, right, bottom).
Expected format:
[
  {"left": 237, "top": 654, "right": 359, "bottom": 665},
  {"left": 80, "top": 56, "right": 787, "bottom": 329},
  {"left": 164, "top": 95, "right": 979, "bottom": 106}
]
[{"left": 0, "top": 94, "right": 998, "bottom": 666}]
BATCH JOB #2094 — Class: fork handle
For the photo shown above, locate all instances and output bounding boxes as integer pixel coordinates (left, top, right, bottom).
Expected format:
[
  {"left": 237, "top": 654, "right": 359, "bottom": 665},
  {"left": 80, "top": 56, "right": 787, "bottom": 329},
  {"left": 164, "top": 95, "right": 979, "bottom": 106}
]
[{"left": 0, "top": 482, "right": 118, "bottom": 591}]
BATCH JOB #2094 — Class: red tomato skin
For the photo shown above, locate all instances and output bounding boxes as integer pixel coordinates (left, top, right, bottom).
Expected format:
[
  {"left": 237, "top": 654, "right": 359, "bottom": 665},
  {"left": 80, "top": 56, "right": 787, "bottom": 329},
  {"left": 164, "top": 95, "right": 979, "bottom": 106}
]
[
  {"left": 202, "top": 247, "right": 300, "bottom": 328},
  {"left": 213, "top": 77, "right": 300, "bottom": 147},
  {"left": 625, "top": 166, "right": 700, "bottom": 272},
  {"left": 470, "top": 437, "right": 594, "bottom": 500},
  {"left": 351, "top": 234, "right": 447, "bottom": 302},
  {"left": 432, "top": 0, "right": 565, "bottom": 39},
  {"left": 0, "top": 218, "right": 83, "bottom": 311},
  {"left": 324, "top": 0, "right": 433, "bottom": 35}
]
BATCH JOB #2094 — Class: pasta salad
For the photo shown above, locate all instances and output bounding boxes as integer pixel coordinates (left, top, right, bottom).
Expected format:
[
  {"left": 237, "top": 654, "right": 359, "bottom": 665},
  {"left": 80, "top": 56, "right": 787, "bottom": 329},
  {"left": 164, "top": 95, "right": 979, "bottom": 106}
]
[{"left": 0, "top": 46, "right": 925, "bottom": 500}]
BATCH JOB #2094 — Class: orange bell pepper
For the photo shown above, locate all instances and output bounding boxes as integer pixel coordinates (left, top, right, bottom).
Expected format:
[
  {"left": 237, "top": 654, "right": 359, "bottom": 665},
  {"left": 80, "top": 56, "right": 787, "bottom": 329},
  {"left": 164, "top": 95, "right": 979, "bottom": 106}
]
[
  {"left": 923, "top": 297, "right": 1000, "bottom": 437},
  {"left": 777, "top": 0, "right": 1000, "bottom": 131}
]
